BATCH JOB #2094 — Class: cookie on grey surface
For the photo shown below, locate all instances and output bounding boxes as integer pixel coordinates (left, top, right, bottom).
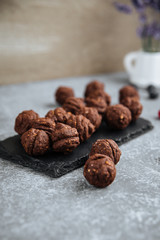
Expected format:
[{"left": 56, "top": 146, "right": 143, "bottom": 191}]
[
  {"left": 84, "top": 154, "right": 116, "bottom": 188},
  {"left": 90, "top": 139, "right": 121, "bottom": 165}
]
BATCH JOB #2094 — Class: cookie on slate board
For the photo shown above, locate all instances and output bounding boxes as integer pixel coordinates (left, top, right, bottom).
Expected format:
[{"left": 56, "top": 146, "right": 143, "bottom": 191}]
[
  {"left": 45, "top": 107, "right": 70, "bottom": 124},
  {"left": 55, "top": 86, "right": 74, "bottom": 105},
  {"left": 21, "top": 128, "right": 50, "bottom": 156},
  {"left": 63, "top": 97, "right": 85, "bottom": 114},
  {"left": 15, "top": 110, "right": 39, "bottom": 135},
  {"left": 120, "top": 97, "right": 143, "bottom": 121},
  {"left": 76, "top": 107, "right": 102, "bottom": 129},
  {"left": 119, "top": 85, "right": 139, "bottom": 102},
  {"left": 84, "top": 80, "right": 104, "bottom": 98},
  {"left": 85, "top": 97, "right": 107, "bottom": 115},
  {"left": 51, "top": 123, "right": 80, "bottom": 153},
  {"left": 105, "top": 104, "right": 132, "bottom": 130},
  {"left": 104, "top": 92, "right": 111, "bottom": 105},
  {"left": 31, "top": 117, "right": 56, "bottom": 135},
  {"left": 66, "top": 114, "right": 95, "bottom": 142}
]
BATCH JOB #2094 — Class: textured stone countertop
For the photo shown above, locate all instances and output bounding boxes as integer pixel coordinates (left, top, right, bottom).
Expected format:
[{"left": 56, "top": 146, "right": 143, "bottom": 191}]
[{"left": 0, "top": 73, "right": 160, "bottom": 240}]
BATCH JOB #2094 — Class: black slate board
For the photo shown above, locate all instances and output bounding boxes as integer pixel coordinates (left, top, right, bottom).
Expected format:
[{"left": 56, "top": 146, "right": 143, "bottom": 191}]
[{"left": 0, "top": 118, "right": 153, "bottom": 178}]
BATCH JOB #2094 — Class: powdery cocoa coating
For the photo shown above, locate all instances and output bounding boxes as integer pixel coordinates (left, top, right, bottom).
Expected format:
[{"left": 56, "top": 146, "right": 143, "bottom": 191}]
[
  {"left": 51, "top": 123, "right": 80, "bottom": 153},
  {"left": 63, "top": 97, "right": 85, "bottom": 114},
  {"left": 15, "top": 110, "right": 39, "bottom": 135},
  {"left": 77, "top": 107, "right": 102, "bottom": 129},
  {"left": 105, "top": 104, "right": 132, "bottom": 130},
  {"left": 55, "top": 86, "right": 74, "bottom": 105},
  {"left": 45, "top": 107, "right": 70, "bottom": 123},
  {"left": 84, "top": 154, "right": 116, "bottom": 188},
  {"left": 119, "top": 85, "right": 139, "bottom": 102},
  {"left": 21, "top": 128, "right": 50, "bottom": 156},
  {"left": 66, "top": 114, "right": 95, "bottom": 142},
  {"left": 90, "top": 139, "right": 121, "bottom": 164},
  {"left": 120, "top": 97, "right": 143, "bottom": 121},
  {"left": 31, "top": 117, "right": 56, "bottom": 135},
  {"left": 85, "top": 80, "right": 104, "bottom": 98},
  {"left": 85, "top": 97, "right": 107, "bottom": 115}
]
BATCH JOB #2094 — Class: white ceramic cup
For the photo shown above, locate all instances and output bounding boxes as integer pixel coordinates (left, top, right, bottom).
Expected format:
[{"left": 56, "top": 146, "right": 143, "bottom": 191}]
[{"left": 124, "top": 51, "right": 160, "bottom": 87}]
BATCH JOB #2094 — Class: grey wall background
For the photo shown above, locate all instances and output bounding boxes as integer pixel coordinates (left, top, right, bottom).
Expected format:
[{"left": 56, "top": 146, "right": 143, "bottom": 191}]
[{"left": 0, "top": 0, "right": 139, "bottom": 85}]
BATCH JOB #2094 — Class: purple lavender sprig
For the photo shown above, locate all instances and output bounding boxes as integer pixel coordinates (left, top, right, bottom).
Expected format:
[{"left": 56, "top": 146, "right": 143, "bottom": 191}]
[
  {"left": 113, "top": 2, "right": 132, "bottom": 13},
  {"left": 114, "top": 0, "right": 160, "bottom": 51}
]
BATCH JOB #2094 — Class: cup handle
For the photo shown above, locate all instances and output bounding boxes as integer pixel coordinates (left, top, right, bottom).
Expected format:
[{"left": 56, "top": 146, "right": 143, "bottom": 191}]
[{"left": 124, "top": 52, "right": 138, "bottom": 75}]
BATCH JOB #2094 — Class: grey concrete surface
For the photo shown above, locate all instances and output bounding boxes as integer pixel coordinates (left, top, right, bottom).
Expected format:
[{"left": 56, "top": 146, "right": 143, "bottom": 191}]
[{"left": 0, "top": 73, "right": 160, "bottom": 240}]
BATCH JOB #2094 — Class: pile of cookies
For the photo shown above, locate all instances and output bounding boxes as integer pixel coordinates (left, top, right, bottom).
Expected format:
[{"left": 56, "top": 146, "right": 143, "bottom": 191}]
[
  {"left": 14, "top": 81, "right": 143, "bottom": 157},
  {"left": 14, "top": 80, "right": 143, "bottom": 188}
]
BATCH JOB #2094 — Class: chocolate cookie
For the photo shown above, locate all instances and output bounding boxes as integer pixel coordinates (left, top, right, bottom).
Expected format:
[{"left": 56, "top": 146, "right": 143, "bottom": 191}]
[
  {"left": 55, "top": 86, "right": 74, "bottom": 105},
  {"left": 63, "top": 97, "right": 85, "bottom": 114},
  {"left": 66, "top": 114, "right": 95, "bottom": 142},
  {"left": 84, "top": 154, "right": 116, "bottom": 188},
  {"left": 85, "top": 80, "right": 104, "bottom": 98},
  {"left": 90, "top": 139, "right": 121, "bottom": 164},
  {"left": 31, "top": 117, "right": 56, "bottom": 135},
  {"left": 119, "top": 85, "right": 139, "bottom": 102},
  {"left": 21, "top": 128, "right": 50, "bottom": 156},
  {"left": 120, "top": 97, "right": 143, "bottom": 121},
  {"left": 104, "top": 92, "right": 111, "bottom": 105},
  {"left": 85, "top": 89, "right": 105, "bottom": 99},
  {"left": 45, "top": 107, "right": 70, "bottom": 124},
  {"left": 85, "top": 97, "right": 107, "bottom": 115},
  {"left": 15, "top": 110, "right": 39, "bottom": 135},
  {"left": 77, "top": 107, "right": 102, "bottom": 129},
  {"left": 85, "top": 90, "right": 111, "bottom": 106},
  {"left": 105, "top": 104, "right": 132, "bottom": 130},
  {"left": 51, "top": 123, "right": 80, "bottom": 153}
]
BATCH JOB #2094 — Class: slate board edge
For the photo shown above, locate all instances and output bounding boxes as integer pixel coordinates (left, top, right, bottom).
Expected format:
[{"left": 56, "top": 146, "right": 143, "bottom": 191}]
[
  {"left": 0, "top": 119, "right": 154, "bottom": 178},
  {"left": 0, "top": 142, "right": 89, "bottom": 178},
  {"left": 116, "top": 119, "right": 153, "bottom": 146}
]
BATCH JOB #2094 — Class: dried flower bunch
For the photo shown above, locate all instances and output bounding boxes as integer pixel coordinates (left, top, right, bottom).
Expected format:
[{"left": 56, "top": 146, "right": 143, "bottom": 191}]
[
  {"left": 14, "top": 81, "right": 143, "bottom": 157},
  {"left": 114, "top": 0, "right": 160, "bottom": 52}
]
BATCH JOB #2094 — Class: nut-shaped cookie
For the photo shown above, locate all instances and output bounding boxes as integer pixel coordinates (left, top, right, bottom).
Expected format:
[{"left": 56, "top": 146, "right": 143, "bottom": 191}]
[
  {"left": 15, "top": 110, "right": 39, "bottom": 135},
  {"left": 55, "top": 86, "right": 74, "bottom": 105},
  {"left": 85, "top": 89, "right": 105, "bottom": 99},
  {"left": 45, "top": 107, "right": 70, "bottom": 123},
  {"left": 84, "top": 154, "right": 116, "bottom": 188},
  {"left": 66, "top": 114, "right": 95, "bottom": 142},
  {"left": 21, "top": 128, "right": 50, "bottom": 156},
  {"left": 77, "top": 107, "right": 102, "bottom": 129},
  {"left": 85, "top": 90, "right": 111, "bottom": 106},
  {"left": 85, "top": 97, "right": 107, "bottom": 115},
  {"left": 105, "top": 104, "right": 132, "bottom": 130},
  {"left": 84, "top": 80, "right": 104, "bottom": 98},
  {"left": 51, "top": 123, "right": 80, "bottom": 153},
  {"left": 120, "top": 97, "right": 143, "bottom": 121},
  {"left": 63, "top": 97, "right": 85, "bottom": 114},
  {"left": 90, "top": 139, "right": 121, "bottom": 164},
  {"left": 119, "top": 85, "right": 139, "bottom": 102},
  {"left": 31, "top": 117, "right": 56, "bottom": 135}
]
